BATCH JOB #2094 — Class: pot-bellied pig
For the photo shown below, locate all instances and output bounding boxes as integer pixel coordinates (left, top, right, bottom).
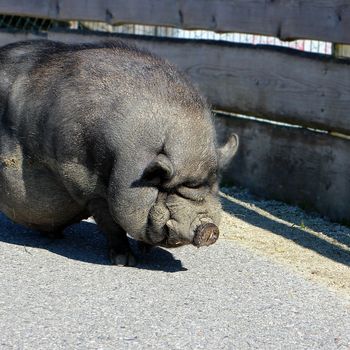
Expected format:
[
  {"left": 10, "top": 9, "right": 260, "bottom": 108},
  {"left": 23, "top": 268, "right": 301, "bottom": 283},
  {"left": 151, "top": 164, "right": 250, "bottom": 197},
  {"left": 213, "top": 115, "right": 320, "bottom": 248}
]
[{"left": 0, "top": 40, "right": 238, "bottom": 266}]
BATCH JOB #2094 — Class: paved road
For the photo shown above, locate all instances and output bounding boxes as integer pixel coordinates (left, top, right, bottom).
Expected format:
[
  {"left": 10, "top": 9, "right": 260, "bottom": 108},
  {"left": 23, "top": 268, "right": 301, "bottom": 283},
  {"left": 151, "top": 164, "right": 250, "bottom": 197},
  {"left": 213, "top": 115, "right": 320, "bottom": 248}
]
[{"left": 0, "top": 213, "right": 349, "bottom": 350}]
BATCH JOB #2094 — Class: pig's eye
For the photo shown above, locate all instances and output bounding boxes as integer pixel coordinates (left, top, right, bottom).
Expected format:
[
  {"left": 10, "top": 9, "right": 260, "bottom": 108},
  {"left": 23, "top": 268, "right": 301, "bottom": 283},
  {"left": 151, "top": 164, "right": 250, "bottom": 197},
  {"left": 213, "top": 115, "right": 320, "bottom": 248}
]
[
  {"left": 183, "top": 182, "right": 202, "bottom": 190},
  {"left": 183, "top": 179, "right": 212, "bottom": 189},
  {"left": 176, "top": 183, "right": 208, "bottom": 201}
]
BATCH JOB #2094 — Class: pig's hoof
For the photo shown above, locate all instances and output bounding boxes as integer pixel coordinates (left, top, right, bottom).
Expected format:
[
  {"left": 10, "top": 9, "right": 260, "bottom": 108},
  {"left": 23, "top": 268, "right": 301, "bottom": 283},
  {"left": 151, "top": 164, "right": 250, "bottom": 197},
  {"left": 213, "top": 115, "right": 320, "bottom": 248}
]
[{"left": 109, "top": 249, "right": 137, "bottom": 267}]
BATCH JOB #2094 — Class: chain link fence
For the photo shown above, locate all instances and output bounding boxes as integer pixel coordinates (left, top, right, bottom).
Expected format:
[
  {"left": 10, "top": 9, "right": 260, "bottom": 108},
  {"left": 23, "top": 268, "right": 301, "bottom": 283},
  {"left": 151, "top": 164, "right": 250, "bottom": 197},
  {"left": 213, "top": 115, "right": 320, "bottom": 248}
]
[{"left": 0, "top": 14, "right": 69, "bottom": 31}]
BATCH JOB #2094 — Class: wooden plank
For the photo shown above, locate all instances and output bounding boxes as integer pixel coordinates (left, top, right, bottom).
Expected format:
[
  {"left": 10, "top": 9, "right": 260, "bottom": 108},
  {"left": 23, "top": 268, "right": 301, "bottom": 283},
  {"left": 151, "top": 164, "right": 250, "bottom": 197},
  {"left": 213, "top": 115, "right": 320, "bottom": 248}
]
[
  {"left": 1, "top": 0, "right": 350, "bottom": 43},
  {"left": 215, "top": 113, "right": 350, "bottom": 224},
  {"left": 334, "top": 44, "right": 350, "bottom": 58},
  {"left": 1, "top": 30, "right": 350, "bottom": 135}
]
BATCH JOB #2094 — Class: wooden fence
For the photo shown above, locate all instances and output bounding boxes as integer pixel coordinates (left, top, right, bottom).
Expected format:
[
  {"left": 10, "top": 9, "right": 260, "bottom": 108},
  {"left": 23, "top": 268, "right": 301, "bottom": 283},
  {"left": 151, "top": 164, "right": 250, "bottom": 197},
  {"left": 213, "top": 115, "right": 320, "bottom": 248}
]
[{"left": 0, "top": 0, "right": 350, "bottom": 223}]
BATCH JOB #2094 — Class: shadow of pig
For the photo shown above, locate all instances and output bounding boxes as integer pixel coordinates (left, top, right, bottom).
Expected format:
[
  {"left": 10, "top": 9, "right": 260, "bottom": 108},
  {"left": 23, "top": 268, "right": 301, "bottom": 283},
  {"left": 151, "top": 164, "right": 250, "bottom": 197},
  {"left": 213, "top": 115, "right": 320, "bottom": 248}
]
[{"left": 0, "top": 213, "right": 186, "bottom": 272}]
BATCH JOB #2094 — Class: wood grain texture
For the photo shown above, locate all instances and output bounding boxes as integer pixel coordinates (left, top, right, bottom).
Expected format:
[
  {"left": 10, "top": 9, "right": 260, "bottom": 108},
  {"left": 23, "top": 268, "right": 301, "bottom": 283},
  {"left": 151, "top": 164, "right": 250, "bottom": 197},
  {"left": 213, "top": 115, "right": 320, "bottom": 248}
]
[
  {"left": 0, "top": 0, "right": 350, "bottom": 43},
  {"left": 1, "top": 30, "right": 350, "bottom": 134},
  {"left": 215, "top": 113, "right": 350, "bottom": 224}
]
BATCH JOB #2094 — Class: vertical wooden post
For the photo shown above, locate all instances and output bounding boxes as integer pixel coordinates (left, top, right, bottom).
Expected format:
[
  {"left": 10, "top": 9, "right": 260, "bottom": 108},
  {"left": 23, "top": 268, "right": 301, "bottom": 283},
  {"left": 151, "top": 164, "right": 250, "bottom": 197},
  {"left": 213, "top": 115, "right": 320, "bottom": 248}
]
[
  {"left": 69, "top": 21, "right": 79, "bottom": 30},
  {"left": 334, "top": 44, "right": 350, "bottom": 58},
  {"left": 331, "top": 44, "right": 350, "bottom": 139}
]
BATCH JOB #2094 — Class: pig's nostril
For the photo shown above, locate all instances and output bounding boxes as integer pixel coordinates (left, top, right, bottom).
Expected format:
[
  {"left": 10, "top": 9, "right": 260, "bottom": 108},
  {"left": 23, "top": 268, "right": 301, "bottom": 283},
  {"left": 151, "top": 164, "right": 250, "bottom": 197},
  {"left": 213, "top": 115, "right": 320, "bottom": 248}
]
[{"left": 193, "top": 223, "right": 219, "bottom": 247}]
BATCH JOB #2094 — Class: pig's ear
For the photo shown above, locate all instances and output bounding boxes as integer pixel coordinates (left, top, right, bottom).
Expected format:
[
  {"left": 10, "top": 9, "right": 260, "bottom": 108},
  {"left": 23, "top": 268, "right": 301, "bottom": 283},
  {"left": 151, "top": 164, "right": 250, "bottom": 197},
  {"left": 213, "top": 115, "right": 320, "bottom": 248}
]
[
  {"left": 218, "top": 133, "right": 239, "bottom": 169},
  {"left": 142, "top": 154, "right": 174, "bottom": 184}
]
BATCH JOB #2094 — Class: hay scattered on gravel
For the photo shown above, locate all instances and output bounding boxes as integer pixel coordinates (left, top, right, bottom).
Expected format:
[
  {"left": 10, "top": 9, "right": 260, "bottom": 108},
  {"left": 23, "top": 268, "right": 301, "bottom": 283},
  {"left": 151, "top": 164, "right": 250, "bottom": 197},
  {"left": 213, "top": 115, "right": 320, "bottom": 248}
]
[{"left": 220, "top": 187, "right": 350, "bottom": 297}]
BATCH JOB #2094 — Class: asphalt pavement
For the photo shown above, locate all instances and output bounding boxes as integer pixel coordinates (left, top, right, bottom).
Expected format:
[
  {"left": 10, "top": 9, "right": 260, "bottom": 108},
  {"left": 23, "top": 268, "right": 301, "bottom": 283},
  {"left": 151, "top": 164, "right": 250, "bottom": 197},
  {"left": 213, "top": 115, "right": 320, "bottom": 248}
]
[{"left": 0, "top": 213, "right": 349, "bottom": 350}]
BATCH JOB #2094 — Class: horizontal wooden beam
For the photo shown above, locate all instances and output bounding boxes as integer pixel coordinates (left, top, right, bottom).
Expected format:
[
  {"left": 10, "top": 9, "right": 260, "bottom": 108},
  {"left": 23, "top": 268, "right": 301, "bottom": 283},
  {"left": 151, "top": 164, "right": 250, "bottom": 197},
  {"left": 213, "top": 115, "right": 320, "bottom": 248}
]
[
  {"left": 215, "top": 113, "right": 350, "bottom": 224},
  {"left": 2, "top": 30, "right": 349, "bottom": 134},
  {"left": 0, "top": 0, "right": 350, "bottom": 43}
]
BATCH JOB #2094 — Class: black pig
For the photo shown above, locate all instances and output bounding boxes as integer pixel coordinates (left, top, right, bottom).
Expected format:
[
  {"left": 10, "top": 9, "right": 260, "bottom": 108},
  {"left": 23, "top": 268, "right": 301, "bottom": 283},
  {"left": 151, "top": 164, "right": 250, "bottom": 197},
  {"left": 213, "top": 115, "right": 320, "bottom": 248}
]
[{"left": 0, "top": 40, "right": 238, "bottom": 266}]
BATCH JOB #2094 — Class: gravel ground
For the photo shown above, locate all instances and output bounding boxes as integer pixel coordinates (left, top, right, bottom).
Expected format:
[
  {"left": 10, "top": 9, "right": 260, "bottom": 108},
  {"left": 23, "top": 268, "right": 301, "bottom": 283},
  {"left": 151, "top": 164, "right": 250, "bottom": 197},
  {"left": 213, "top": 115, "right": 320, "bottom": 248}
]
[
  {"left": 0, "top": 187, "right": 349, "bottom": 349},
  {"left": 221, "top": 187, "right": 350, "bottom": 295}
]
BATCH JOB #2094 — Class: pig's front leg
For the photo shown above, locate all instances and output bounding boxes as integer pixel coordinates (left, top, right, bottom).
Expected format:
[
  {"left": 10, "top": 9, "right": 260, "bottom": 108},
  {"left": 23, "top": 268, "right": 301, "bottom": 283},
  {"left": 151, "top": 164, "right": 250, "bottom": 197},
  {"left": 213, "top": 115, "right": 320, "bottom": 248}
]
[{"left": 88, "top": 199, "right": 136, "bottom": 266}]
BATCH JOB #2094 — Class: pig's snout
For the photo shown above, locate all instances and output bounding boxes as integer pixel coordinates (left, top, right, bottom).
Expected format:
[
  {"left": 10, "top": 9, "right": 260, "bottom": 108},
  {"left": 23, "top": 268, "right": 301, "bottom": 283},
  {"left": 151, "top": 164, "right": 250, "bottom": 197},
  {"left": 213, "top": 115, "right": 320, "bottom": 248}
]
[{"left": 193, "top": 223, "right": 219, "bottom": 247}]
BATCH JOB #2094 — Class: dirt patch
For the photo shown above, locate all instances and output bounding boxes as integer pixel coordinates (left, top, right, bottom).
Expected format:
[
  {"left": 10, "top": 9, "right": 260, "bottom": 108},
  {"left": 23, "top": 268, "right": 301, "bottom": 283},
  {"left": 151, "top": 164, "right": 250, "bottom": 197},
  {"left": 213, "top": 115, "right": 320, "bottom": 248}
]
[{"left": 220, "top": 187, "right": 350, "bottom": 297}]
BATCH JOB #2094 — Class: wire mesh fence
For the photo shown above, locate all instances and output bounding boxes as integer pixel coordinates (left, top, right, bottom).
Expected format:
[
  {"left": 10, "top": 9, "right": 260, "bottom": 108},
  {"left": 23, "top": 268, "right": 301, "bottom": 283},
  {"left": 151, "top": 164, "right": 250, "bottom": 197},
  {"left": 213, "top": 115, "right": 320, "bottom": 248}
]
[
  {"left": 0, "top": 14, "right": 333, "bottom": 55},
  {"left": 0, "top": 14, "right": 69, "bottom": 31}
]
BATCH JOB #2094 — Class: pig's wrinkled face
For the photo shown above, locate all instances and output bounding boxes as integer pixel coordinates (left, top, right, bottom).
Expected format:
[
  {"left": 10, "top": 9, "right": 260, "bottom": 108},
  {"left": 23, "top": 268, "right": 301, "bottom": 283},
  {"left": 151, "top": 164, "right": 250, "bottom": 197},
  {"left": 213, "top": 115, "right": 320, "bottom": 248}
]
[
  {"left": 107, "top": 143, "right": 225, "bottom": 249},
  {"left": 108, "top": 113, "right": 238, "bottom": 249},
  {"left": 145, "top": 179, "right": 222, "bottom": 248},
  {"left": 133, "top": 129, "right": 238, "bottom": 249},
  {"left": 133, "top": 121, "right": 226, "bottom": 248}
]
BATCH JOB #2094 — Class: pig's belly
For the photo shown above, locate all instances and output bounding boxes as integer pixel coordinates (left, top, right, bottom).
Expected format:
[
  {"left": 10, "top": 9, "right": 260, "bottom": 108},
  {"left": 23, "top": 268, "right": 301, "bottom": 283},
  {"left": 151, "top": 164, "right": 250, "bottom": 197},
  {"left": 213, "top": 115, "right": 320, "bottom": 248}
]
[{"left": 0, "top": 150, "right": 84, "bottom": 231}]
